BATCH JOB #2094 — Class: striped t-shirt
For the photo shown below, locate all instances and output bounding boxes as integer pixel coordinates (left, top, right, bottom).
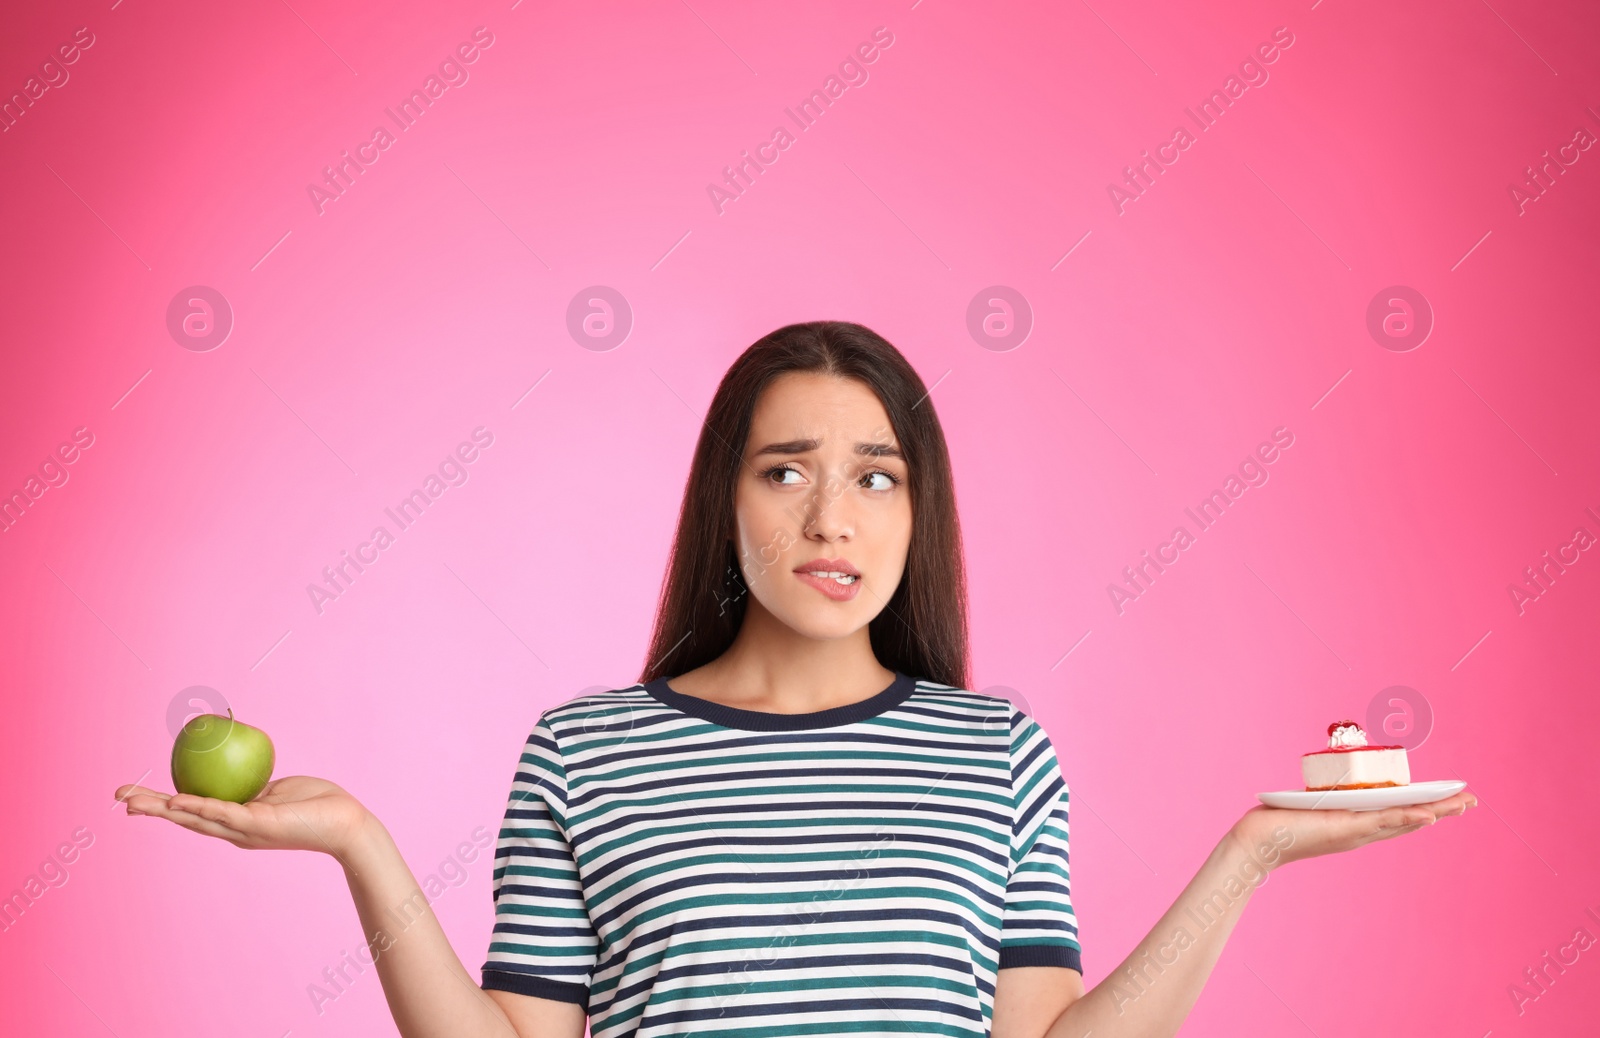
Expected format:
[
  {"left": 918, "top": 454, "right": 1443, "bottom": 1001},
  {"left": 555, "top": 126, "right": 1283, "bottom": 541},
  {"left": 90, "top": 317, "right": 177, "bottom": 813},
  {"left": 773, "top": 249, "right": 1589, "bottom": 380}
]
[{"left": 479, "top": 671, "right": 1081, "bottom": 1037}]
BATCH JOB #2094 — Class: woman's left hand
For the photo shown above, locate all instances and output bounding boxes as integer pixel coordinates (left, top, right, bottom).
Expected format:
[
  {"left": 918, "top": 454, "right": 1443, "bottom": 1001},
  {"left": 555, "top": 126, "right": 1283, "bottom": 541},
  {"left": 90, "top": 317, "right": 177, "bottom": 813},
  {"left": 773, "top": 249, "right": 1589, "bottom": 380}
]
[{"left": 1230, "top": 789, "right": 1478, "bottom": 870}]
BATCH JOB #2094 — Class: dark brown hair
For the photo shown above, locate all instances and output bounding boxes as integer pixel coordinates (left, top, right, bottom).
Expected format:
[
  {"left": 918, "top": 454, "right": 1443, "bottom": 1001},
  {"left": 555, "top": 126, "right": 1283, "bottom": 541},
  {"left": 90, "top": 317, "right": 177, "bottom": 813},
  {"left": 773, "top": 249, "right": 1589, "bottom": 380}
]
[{"left": 639, "top": 320, "right": 971, "bottom": 691}]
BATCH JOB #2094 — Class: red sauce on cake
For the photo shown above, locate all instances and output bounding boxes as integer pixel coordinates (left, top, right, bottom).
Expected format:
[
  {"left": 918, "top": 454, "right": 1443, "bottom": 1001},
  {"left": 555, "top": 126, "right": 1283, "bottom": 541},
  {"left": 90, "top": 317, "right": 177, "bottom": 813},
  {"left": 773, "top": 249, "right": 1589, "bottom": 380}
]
[{"left": 1304, "top": 720, "right": 1400, "bottom": 754}]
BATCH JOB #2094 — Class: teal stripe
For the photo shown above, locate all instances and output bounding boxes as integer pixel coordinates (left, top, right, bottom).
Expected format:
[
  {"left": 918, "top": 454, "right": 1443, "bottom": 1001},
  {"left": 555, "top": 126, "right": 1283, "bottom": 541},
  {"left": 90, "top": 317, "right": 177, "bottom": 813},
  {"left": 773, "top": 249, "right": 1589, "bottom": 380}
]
[
  {"left": 586, "top": 846, "right": 1007, "bottom": 906},
  {"left": 487, "top": 938, "right": 594, "bottom": 958},
  {"left": 587, "top": 927, "right": 983, "bottom": 1000},
  {"left": 567, "top": 782, "right": 1012, "bottom": 833},
  {"left": 599, "top": 883, "right": 1004, "bottom": 950},
  {"left": 566, "top": 746, "right": 1007, "bottom": 795},
  {"left": 578, "top": 813, "right": 1009, "bottom": 868},
  {"left": 597, "top": 971, "right": 989, "bottom": 1034}
]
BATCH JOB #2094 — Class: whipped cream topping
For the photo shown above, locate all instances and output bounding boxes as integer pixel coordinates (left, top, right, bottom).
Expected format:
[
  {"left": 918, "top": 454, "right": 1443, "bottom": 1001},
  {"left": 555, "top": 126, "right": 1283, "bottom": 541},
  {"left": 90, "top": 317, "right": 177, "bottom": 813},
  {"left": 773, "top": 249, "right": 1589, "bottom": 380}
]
[{"left": 1327, "top": 721, "right": 1367, "bottom": 749}]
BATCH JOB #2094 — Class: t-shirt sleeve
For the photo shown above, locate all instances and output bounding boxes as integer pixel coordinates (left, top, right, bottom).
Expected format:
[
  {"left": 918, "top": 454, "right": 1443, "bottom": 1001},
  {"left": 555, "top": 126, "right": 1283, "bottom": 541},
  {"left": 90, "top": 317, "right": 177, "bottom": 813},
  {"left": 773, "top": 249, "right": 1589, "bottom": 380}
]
[
  {"left": 480, "top": 713, "right": 599, "bottom": 1008},
  {"left": 999, "top": 712, "right": 1083, "bottom": 973}
]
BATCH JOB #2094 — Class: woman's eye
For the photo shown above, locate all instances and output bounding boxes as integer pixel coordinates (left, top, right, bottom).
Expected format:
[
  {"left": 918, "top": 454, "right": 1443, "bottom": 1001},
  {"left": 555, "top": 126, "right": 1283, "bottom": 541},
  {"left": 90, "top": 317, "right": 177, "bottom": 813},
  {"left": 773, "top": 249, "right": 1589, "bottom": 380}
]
[
  {"left": 862, "top": 471, "right": 898, "bottom": 491},
  {"left": 767, "top": 466, "right": 803, "bottom": 485}
]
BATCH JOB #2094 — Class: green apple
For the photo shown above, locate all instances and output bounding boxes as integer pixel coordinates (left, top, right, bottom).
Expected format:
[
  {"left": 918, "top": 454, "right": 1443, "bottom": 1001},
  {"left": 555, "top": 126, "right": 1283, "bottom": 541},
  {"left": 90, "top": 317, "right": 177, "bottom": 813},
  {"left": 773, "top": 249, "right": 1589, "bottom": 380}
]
[{"left": 170, "top": 708, "right": 275, "bottom": 804}]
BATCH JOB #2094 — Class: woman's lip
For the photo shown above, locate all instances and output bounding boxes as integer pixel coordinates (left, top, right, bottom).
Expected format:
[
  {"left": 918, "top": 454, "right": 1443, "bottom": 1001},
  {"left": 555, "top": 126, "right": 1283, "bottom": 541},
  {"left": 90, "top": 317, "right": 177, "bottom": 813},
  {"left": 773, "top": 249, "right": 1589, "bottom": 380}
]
[
  {"left": 794, "top": 561, "right": 860, "bottom": 576},
  {"left": 794, "top": 570, "right": 862, "bottom": 601}
]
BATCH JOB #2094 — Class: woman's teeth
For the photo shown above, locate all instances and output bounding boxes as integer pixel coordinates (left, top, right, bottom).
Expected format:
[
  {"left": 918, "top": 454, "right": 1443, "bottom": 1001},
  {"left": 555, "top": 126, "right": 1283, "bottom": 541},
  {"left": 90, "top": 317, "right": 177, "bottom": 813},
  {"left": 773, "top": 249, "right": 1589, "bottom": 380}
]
[{"left": 811, "top": 571, "right": 858, "bottom": 585}]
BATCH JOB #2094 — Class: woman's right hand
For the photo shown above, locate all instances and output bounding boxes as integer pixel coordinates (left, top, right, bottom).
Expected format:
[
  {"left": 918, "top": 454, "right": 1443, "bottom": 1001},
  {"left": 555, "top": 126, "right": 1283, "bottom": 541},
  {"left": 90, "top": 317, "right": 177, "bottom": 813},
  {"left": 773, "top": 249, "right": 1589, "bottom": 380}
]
[{"left": 114, "top": 776, "right": 374, "bottom": 860}]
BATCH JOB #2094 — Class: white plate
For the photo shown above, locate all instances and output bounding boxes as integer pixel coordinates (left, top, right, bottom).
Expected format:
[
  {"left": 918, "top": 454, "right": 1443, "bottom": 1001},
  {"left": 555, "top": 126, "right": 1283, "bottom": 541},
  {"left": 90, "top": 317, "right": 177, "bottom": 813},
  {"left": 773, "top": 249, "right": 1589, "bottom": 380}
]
[{"left": 1257, "top": 779, "right": 1466, "bottom": 812}]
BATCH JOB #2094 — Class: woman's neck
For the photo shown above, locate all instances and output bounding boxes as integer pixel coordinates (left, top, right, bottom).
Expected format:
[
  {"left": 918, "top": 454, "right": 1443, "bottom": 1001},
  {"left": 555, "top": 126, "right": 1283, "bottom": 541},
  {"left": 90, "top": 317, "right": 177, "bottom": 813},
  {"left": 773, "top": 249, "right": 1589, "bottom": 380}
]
[{"left": 667, "top": 605, "right": 894, "bottom": 714}]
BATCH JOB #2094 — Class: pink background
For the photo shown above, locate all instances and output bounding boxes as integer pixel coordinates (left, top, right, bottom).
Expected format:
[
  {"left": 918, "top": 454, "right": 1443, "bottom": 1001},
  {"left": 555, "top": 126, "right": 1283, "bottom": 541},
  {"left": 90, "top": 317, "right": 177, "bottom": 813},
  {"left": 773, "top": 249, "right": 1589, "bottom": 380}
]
[{"left": 3, "top": 0, "right": 1598, "bottom": 1034}]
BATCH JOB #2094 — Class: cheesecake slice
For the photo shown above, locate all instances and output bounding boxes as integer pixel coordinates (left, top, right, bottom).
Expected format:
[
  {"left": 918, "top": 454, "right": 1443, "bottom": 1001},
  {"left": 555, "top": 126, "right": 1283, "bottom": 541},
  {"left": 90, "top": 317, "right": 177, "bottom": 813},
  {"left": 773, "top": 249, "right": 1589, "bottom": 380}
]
[{"left": 1301, "top": 720, "right": 1409, "bottom": 791}]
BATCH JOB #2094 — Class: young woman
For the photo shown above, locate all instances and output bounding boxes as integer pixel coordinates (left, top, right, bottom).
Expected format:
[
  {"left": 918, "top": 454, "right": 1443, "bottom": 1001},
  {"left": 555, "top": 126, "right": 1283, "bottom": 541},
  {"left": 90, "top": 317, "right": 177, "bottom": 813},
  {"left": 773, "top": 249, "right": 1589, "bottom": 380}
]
[{"left": 116, "top": 320, "right": 1475, "bottom": 1038}]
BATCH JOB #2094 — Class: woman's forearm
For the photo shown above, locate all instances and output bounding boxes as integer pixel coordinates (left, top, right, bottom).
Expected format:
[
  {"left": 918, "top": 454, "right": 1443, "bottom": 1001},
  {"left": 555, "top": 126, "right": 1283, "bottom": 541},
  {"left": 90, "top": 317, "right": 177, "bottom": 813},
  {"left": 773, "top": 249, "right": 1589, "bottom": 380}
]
[
  {"left": 1045, "top": 821, "right": 1293, "bottom": 1038},
  {"left": 337, "top": 812, "right": 522, "bottom": 1038}
]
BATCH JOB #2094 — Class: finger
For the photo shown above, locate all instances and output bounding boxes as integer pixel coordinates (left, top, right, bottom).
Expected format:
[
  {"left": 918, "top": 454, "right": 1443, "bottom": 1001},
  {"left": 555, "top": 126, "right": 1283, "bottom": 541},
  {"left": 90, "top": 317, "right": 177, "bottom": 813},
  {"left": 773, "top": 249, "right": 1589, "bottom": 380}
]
[
  {"left": 1371, "top": 806, "right": 1410, "bottom": 830},
  {"left": 115, "top": 784, "right": 172, "bottom": 810},
  {"left": 1365, "top": 823, "right": 1426, "bottom": 844},
  {"left": 167, "top": 793, "right": 251, "bottom": 832},
  {"left": 146, "top": 802, "right": 250, "bottom": 843},
  {"left": 1419, "top": 792, "right": 1475, "bottom": 819},
  {"left": 133, "top": 793, "right": 220, "bottom": 825},
  {"left": 1369, "top": 814, "right": 1438, "bottom": 839},
  {"left": 121, "top": 792, "right": 176, "bottom": 816},
  {"left": 1373, "top": 806, "right": 1434, "bottom": 831},
  {"left": 166, "top": 811, "right": 250, "bottom": 843}
]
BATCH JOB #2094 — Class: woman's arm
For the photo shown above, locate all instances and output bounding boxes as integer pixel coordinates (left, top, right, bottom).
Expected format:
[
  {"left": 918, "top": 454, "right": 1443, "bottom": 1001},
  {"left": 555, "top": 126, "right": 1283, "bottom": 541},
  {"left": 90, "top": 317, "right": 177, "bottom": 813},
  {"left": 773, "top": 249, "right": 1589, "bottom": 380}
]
[
  {"left": 338, "top": 810, "right": 587, "bottom": 1038},
  {"left": 116, "top": 777, "right": 585, "bottom": 1038},
  {"left": 995, "top": 791, "right": 1477, "bottom": 1038}
]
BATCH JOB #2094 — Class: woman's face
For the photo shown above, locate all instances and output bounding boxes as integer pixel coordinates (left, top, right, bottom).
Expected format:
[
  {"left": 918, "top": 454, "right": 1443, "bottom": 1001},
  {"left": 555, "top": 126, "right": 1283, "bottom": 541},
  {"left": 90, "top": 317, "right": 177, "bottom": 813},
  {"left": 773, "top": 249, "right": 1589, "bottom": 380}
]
[{"left": 731, "top": 371, "right": 913, "bottom": 640}]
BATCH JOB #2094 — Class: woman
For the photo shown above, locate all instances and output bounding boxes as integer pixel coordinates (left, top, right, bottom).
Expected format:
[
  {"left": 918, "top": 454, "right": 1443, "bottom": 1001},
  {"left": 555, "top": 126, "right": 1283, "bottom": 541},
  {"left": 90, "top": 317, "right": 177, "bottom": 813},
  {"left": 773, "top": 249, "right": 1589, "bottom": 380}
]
[{"left": 115, "top": 320, "right": 1475, "bottom": 1038}]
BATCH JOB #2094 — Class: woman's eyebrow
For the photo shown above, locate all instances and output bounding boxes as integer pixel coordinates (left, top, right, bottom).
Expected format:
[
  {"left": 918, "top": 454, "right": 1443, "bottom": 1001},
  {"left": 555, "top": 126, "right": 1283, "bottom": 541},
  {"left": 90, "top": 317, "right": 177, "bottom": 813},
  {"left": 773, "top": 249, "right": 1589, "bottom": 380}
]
[{"left": 751, "top": 437, "right": 904, "bottom": 460}]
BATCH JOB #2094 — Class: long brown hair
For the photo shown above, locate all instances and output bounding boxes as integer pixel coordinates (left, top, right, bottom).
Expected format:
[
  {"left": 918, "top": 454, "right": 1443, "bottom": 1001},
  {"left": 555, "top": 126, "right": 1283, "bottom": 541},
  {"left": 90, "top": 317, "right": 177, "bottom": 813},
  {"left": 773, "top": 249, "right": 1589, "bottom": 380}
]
[{"left": 639, "top": 320, "right": 971, "bottom": 691}]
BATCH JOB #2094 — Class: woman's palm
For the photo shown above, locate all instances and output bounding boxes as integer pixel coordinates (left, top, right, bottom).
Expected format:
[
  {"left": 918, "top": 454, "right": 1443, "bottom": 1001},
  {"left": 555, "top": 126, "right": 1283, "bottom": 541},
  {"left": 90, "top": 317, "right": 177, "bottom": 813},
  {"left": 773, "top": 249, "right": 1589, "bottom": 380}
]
[
  {"left": 1233, "top": 789, "right": 1477, "bottom": 867},
  {"left": 114, "top": 775, "right": 369, "bottom": 858}
]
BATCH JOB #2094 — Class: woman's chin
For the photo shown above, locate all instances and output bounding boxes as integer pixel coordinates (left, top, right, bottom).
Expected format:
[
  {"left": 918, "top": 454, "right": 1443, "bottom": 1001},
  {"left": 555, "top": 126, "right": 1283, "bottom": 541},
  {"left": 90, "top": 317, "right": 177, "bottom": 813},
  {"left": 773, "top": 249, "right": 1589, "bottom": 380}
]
[{"left": 776, "top": 607, "right": 869, "bottom": 642}]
